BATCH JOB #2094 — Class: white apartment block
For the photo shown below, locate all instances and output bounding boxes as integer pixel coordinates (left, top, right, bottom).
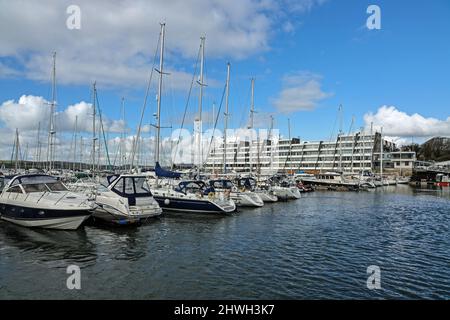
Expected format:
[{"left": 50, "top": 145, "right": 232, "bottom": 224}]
[{"left": 204, "top": 131, "right": 416, "bottom": 175}]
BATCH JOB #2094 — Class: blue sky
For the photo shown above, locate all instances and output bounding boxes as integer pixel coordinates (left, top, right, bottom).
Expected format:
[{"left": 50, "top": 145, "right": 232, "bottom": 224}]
[{"left": 0, "top": 0, "right": 449, "bottom": 160}]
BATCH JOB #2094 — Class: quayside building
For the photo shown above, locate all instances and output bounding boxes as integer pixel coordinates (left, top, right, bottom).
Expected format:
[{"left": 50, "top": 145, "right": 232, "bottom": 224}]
[{"left": 204, "top": 131, "right": 416, "bottom": 176}]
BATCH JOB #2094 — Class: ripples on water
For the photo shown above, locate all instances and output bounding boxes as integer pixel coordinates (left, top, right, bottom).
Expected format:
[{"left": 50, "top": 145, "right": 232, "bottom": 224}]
[{"left": 0, "top": 186, "right": 449, "bottom": 299}]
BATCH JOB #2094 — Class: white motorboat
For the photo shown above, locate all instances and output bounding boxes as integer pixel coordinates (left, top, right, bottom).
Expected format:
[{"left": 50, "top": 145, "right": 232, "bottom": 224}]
[
  {"left": 0, "top": 174, "right": 94, "bottom": 230},
  {"left": 209, "top": 179, "right": 264, "bottom": 207},
  {"left": 92, "top": 174, "right": 162, "bottom": 225}
]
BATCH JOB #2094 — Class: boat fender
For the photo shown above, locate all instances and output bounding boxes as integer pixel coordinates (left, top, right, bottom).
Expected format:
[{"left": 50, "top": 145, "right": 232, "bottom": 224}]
[
  {"left": 164, "top": 198, "right": 170, "bottom": 205},
  {"left": 208, "top": 192, "right": 215, "bottom": 199}
]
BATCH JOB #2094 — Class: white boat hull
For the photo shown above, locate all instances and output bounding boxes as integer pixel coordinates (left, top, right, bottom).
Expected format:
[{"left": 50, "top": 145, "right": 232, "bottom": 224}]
[
  {"left": 1, "top": 215, "right": 89, "bottom": 230},
  {"left": 272, "top": 187, "right": 301, "bottom": 200},
  {"left": 256, "top": 191, "right": 278, "bottom": 202},
  {"left": 232, "top": 192, "right": 264, "bottom": 207}
]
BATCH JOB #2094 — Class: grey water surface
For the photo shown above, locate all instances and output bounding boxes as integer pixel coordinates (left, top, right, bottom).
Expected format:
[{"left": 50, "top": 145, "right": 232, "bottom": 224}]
[{"left": 0, "top": 185, "right": 449, "bottom": 299}]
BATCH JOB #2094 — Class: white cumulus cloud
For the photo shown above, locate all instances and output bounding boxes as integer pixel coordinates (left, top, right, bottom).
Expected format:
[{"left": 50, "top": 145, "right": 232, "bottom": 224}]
[
  {"left": 0, "top": 0, "right": 327, "bottom": 88},
  {"left": 0, "top": 95, "right": 126, "bottom": 134},
  {"left": 272, "top": 72, "right": 332, "bottom": 113},
  {"left": 364, "top": 105, "right": 450, "bottom": 138}
]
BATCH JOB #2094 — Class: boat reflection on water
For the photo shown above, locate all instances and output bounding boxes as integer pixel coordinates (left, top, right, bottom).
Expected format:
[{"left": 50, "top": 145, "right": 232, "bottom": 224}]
[
  {"left": 0, "top": 221, "right": 97, "bottom": 264},
  {"left": 411, "top": 185, "right": 450, "bottom": 197},
  {"left": 0, "top": 218, "right": 156, "bottom": 264}
]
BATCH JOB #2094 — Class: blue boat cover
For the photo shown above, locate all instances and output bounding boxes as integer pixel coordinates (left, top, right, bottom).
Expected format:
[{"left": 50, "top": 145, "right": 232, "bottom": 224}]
[{"left": 155, "top": 162, "right": 182, "bottom": 178}]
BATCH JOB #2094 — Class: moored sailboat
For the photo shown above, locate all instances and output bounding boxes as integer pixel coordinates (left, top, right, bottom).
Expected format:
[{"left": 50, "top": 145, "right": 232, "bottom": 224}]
[{"left": 149, "top": 27, "right": 236, "bottom": 214}]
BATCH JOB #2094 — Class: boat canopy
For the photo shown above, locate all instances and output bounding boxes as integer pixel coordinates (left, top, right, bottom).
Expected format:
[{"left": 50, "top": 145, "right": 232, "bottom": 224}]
[
  {"left": 110, "top": 176, "right": 153, "bottom": 198},
  {"left": 177, "top": 180, "right": 206, "bottom": 190},
  {"left": 155, "top": 162, "right": 181, "bottom": 179},
  {"left": 236, "top": 177, "right": 256, "bottom": 188},
  {"left": 209, "top": 179, "right": 234, "bottom": 189},
  {"left": 175, "top": 180, "right": 214, "bottom": 195}
]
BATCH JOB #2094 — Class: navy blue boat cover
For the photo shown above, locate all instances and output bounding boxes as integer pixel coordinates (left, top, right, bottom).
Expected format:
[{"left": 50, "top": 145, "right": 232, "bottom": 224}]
[{"left": 155, "top": 162, "right": 182, "bottom": 178}]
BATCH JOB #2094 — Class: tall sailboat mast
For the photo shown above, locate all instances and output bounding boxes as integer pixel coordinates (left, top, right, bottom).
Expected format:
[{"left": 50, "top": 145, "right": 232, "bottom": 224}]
[
  {"left": 73, "top": 115, "right": 78, "bottom": 171},
  {"left": 338, "top": 104, "right": 343, "bottom": 171},
  {"left": 154, "top": 22, "right": 166, "bottom": 185},
  {"left": 196, "top": 36, "right": 205, "bottom": 177},
  {"left": 92, "top": 82, "right": 97, "bottom": 174},
  {"left": 223, "top": 62, "right": 230, "bottom": 174},
  {"left": 120, "top": 97, "right": 125, "bottom": 168},
  {"left": 80, "top": 136, "right": 84, "bottom": 171},
  {"left": 250, "top": 78, "right": 255, "bottom": 129},
  {"left": 33, "top": 122, "right": 41, "bottom": 168},
  {"left": 14, "top": 128, "right": 20, "bottom": 172},
  {"left": 380, "top": 126, "right": 383, "bottom": 179},
  {"left": 47, "top": 52, "right": 57, "bottom": 172},
  {"left": 249, "top": 78, "right": 255, "bottom": 175},
  {"left": 269, "top": 115, "right": 274, "bottom": 172}
]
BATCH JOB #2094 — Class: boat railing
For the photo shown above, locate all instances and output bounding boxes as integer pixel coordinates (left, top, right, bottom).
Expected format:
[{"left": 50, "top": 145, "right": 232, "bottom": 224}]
[{"left": 53, "top": 192, "right": 69, "bottom": 206}]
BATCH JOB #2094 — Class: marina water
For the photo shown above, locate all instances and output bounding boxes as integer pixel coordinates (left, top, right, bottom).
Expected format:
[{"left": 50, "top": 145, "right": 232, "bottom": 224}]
[{"left": 0, "top": 185, "right": 449, "bottom": 299}]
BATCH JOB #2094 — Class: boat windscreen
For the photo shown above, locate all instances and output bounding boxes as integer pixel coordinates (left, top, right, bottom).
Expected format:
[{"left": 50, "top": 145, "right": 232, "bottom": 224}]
[
  {"left": 0, "top": 177, "right": 10, "bottom": 191},
  {"left": 46, "top": 181, "right": 68, "bottom": 191},
  {"left": 134, "top": 177, "right": 152, "bottom": 195},
  {"left": 13, "top": 175, "right": 68, "bottom": 192},
  {"left": 22, "top": 184, "right": 49, "bottom": 193},
  {"left": 19, "top": 175, "right": 58, "bottom": 185}
]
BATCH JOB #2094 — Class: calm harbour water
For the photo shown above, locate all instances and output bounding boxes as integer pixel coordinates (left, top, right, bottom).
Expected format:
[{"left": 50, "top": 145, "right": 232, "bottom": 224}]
[{"left": 0, "top": 185, "right": 449, "bottom": 299}]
